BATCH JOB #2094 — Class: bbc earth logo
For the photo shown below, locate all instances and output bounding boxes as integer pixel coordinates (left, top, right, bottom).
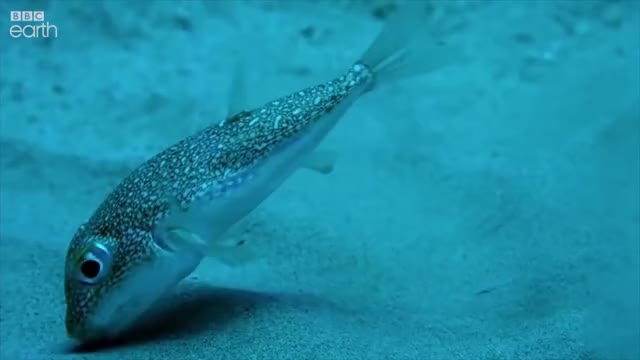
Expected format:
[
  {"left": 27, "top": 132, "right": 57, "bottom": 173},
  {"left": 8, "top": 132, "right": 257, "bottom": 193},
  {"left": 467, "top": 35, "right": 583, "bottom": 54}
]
[{"left": 9, "top": 11, "right": 58, "bottom": 38}]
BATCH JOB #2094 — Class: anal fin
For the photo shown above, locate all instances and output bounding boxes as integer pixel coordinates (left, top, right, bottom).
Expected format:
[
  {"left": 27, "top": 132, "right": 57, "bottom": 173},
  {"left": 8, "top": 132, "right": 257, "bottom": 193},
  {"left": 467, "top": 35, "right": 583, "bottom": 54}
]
[{"left": 302, "top": 150, "right": 337, "bottom": 175}]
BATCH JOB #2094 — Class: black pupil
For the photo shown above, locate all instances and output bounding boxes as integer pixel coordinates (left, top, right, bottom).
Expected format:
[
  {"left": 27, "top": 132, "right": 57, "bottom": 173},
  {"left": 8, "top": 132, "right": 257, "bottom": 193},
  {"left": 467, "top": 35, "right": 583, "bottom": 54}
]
[{"left": 80, "top": 259, "right": 101, "bottom": 279}]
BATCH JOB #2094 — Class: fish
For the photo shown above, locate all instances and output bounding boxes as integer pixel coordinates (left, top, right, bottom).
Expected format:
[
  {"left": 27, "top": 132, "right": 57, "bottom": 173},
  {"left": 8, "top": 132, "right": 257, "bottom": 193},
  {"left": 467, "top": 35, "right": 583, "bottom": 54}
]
[{"left": 63, "top": 3, "right": 464, "bottom": 343}]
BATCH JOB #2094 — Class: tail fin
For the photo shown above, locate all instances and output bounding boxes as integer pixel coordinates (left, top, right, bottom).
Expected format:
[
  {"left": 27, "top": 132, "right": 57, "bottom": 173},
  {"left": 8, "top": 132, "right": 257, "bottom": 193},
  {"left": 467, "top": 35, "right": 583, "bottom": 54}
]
[{"left": 359, "top": 1, "right": 466, "bottom": 86}]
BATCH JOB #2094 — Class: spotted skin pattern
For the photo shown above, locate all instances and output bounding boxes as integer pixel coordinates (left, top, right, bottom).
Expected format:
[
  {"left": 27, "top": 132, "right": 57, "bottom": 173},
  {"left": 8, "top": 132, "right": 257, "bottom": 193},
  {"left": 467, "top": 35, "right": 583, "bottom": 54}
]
[{"left": 64, "top": 63, "right": 375, "bottom": 337}]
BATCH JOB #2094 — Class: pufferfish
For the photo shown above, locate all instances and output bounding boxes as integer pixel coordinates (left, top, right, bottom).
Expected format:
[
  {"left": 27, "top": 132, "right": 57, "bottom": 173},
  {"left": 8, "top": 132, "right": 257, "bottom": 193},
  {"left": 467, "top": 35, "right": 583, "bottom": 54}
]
[{"left": 64, "top": 4, "right": 463, "bottom": 342}]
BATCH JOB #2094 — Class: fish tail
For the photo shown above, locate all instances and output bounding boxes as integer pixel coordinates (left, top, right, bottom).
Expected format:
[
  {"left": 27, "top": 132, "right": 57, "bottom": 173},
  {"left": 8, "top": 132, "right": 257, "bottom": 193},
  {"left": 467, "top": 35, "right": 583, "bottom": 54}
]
[{"left": 358, "top": 1, "right": 466, "bottom": 88}]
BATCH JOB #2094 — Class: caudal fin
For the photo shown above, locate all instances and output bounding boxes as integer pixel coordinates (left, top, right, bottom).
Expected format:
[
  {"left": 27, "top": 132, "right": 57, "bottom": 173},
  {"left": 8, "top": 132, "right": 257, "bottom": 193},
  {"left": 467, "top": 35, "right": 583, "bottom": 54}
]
[{"left": 359, "top": 1, "right": 466, "bottom": 86}]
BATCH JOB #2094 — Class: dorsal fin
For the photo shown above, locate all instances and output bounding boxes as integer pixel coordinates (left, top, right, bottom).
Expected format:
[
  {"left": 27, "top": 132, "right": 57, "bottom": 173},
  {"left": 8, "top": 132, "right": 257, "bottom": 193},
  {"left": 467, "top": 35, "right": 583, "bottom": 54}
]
[
  {"left": 225, "top": 57, "right": 249, "bottom": 119},
  {"left": 225, "top": 110, "right": 252, "bottom": 124}
]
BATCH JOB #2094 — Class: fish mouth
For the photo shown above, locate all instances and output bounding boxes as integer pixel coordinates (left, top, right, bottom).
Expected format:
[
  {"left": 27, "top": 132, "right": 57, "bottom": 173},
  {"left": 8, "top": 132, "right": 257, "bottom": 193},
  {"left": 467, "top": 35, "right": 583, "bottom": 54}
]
[{"left": 66, "top": 323, "right": 110, "bottom": 343}]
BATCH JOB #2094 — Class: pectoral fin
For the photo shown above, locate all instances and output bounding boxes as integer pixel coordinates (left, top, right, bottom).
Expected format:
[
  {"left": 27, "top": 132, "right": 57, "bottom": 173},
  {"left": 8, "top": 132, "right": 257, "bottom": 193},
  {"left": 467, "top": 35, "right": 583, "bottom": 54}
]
[
  {"left": 156, "top": 173, "right": 262, "bottom": 266},
  {"left": 166, "top": 227, "right": 257, "bottom": 267}
]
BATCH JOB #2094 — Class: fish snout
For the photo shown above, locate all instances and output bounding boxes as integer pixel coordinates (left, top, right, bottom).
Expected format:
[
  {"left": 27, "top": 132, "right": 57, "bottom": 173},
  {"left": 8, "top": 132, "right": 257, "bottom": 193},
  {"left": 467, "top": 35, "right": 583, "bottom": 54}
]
[
  {"left": 65, "top": 316, "right": 97, "bottom": 342},
  {"left": 65, "top": 306, "right": 111, "bottom": 342}
]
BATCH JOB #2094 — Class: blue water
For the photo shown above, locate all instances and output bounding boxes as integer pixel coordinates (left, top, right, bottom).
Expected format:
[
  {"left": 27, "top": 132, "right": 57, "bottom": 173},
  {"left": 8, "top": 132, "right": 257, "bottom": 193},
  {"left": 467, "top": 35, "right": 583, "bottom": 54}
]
[{"left": 0, "top": 1, "right": 638, "bottom": 359}]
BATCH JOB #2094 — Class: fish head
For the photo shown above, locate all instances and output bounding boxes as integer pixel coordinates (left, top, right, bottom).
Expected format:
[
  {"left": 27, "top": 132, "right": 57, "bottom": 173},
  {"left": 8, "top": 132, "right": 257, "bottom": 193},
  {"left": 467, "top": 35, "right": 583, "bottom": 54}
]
[{"left": 63, "top": 228, "right": 201, "bottom": 343}]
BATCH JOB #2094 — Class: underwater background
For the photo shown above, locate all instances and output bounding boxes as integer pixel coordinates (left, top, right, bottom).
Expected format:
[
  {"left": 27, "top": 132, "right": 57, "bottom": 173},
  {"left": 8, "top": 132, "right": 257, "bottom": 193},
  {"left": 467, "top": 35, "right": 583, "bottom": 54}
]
[{"left": 0, "top": 0, "right": 638, "bottom": 359}]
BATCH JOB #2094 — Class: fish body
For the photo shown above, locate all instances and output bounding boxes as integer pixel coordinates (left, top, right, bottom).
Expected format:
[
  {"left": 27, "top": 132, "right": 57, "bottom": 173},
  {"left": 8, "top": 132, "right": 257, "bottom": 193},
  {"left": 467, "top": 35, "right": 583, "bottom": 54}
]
[
  {"left": 64, "top": 3, "right": 463, "bottom": 343},
  {"left": 64, "top": 65, "right": 373, "bottom": 340}
]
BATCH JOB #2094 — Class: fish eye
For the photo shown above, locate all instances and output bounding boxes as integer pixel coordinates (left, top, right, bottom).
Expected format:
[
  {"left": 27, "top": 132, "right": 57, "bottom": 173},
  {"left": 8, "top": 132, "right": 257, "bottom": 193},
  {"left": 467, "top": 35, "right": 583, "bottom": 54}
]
[
  {"left": 80, "top": 259, "right": 101, "bottom": 279},
  {"left": 76, "top": 243, "right": 111, "bottom": 285}
]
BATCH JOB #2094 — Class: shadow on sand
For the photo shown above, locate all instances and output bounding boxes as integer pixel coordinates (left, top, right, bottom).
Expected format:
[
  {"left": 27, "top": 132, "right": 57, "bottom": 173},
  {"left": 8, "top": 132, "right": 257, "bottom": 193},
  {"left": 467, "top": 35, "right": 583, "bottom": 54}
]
[{"left": 61, "top": 282, "right": 332, "bottom": 353}]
